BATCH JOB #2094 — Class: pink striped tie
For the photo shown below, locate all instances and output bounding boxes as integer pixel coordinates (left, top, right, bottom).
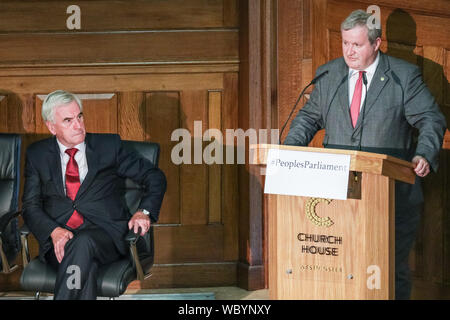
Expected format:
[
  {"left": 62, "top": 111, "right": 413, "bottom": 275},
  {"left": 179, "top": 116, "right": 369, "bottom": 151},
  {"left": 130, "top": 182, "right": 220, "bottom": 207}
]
[
  {"left": 65, "top": 148, "right": 84, "bottom": 229},
  {"left": 350, "top": 71, "right": 365, "bottom": 128}
]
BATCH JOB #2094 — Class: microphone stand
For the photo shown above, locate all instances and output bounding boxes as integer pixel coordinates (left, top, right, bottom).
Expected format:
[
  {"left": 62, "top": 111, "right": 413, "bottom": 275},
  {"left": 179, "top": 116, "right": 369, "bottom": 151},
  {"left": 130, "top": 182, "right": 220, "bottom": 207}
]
[
  {"left": 278, "top": 71, "right": 328, "bottom": 144},
  {"left": 358, "top": 72, "right": 368, "bottom": 151}
]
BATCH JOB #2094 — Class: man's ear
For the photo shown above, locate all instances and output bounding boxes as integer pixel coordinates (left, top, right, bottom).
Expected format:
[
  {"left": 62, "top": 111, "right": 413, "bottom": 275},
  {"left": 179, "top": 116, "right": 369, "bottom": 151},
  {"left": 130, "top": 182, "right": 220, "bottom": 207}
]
[
  {"left": 373, "top": 37, "right": 382, "bottom": 51},
  {"left": 45, "top": 121, "right": 56, "bottom": 135}
]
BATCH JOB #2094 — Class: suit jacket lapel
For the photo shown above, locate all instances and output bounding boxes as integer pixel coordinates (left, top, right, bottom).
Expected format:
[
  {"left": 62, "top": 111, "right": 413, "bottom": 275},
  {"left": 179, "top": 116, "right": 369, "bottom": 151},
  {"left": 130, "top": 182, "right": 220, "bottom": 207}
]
[
  {"left": 354, "top": 52, "right": 390, "bottom": 131},
  {"left": 332, "top": 59, "right": 353, "bottom": 129},
  {"left": 49, "top": 137, "right": 65, "bottom": 196},
  {"left": 75, "top": 133, "right": 99, "bottom": 200}
]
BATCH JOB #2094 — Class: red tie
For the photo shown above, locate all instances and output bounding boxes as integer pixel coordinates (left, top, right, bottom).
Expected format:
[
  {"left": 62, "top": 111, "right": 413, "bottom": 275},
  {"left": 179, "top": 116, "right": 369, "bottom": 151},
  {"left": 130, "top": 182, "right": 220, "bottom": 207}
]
[
  {"left": 65, "top": 148, "right": 84, "bottom": 229},
  {"left": 350, "top": 71, "right": 365, "bottom": 128}
]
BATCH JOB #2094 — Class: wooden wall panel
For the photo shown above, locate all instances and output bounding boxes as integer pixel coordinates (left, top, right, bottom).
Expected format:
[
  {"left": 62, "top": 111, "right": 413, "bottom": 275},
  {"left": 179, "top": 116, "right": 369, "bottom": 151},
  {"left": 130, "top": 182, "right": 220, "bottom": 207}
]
[
  {"left": 277, "top": 0, "right": 303, "bottom": 144},
  {"left": 207, "top": 91, "right": 223, "bottom": 224},
  {"left": 146, "top": 92, "right": 181, "bottom": 225},
  {"left": 0, "top": 96, "right": 8, "bottom": 132},
  {"left": 0, "top": 0, "right": 236, "bottom": 32},
  {"left": 178, "top": 91, "right": 207, "bottom": 227},
  {"left": 223, "top": 0, "right": 240, "bottom": 27},
  {"left": 0, "top": 31, "right": 238, "bottom": 66},
  {"left": 222, "top": 73, "right": 240, "bottom": 262},
  {"left": 0, "top": 73, "right": 225, "bottom": 94},
  {"left": 155, "top": 225, "right": 224, "bottom": 263},
  {"left": 118, "top": 92, "right": 145, "bottom": 141},
  {"left": 131, "top": 262, "right": 236, "bottom": 289}
]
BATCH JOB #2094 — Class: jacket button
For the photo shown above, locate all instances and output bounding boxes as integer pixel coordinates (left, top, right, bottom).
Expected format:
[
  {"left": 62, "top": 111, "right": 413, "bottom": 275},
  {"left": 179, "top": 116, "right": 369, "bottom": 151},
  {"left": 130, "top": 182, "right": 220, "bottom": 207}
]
[{"left": 72, "top": 203, "right": 77, "bottom": 209}]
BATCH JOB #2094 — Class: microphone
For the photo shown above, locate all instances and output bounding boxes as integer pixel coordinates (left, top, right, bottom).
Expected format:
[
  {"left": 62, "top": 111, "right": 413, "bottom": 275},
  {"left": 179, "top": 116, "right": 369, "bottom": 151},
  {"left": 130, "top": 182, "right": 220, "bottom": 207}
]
[
  {"left": 279, "top": 70, "right": 329, "bottom": 144},
  {"left": 358, "top": 72, "right": 368, "bottom": 151},
  {"left": 362, "top": 71, "right": 368, "bottom": 86}
]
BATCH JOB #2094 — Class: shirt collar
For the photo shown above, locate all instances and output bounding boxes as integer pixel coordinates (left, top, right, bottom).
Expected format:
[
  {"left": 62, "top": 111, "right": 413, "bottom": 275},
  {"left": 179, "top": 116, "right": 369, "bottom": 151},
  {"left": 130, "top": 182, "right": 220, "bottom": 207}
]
[
  {"left": 56, "top": 138, "right": 86, "bottom": 157},
  {"left": 348, "top": 51, "right": 380, "bottom": 78}
]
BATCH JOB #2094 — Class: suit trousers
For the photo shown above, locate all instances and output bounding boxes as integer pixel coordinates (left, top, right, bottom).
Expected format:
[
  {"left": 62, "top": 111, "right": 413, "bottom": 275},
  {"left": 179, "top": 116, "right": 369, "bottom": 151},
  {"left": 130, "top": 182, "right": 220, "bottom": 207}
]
[
  {"left": 46, "top": 219, "right": 123, "bottom": 300},
  {"left": 395, "top": 202, "right": 422, "bottom": 300}
]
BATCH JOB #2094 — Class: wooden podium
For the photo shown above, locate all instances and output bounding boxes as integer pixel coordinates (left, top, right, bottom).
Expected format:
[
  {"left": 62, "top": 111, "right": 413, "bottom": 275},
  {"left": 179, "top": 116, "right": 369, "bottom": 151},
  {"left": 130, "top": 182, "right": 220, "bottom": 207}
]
[{"left": 252, "top": 144, "right": 416, "bottom": 300}]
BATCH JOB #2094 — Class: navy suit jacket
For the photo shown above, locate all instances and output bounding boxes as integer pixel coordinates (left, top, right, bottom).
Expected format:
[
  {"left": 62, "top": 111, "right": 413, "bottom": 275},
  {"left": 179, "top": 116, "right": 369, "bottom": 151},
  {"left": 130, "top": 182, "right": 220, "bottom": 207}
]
[{"left": 22, "top": 133, "right": 167, "bottom": 262}]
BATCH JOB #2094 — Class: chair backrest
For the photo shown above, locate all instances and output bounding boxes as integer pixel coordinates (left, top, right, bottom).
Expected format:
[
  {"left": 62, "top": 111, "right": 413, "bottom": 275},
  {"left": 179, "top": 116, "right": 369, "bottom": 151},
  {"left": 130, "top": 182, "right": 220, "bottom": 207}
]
[
  {"left": 121, "top": 140, "right": 160, "bottom": 214},
  {"left": 120, "top": 140, "right": 160, "bottom": 268},
  {"left": 0, "top": 133, "right": 21, "bottom": 267}
]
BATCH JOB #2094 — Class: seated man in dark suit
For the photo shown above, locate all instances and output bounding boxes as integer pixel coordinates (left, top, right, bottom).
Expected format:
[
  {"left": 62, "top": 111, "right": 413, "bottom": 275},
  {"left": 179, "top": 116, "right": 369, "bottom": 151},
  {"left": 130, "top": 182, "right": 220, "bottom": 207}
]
[{"left": 22, "top": 90, "right": 167, "bottom": 300}]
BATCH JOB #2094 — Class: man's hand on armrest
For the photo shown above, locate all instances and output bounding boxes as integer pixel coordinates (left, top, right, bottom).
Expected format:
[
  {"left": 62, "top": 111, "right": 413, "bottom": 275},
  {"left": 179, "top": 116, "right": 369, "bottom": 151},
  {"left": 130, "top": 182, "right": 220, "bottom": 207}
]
[{"left": 128, "top": 211, "right": 151, "bottom": 236}]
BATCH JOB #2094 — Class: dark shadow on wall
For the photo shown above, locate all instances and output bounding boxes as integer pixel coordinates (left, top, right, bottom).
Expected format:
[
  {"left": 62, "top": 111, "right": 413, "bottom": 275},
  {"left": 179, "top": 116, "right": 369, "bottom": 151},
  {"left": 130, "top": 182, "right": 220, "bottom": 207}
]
[
  {"left": 385, "top": 9, "right": 450, "bottom": 296},
  {"left": 385, "top": 9, "right": 449, "bottom": 127}
]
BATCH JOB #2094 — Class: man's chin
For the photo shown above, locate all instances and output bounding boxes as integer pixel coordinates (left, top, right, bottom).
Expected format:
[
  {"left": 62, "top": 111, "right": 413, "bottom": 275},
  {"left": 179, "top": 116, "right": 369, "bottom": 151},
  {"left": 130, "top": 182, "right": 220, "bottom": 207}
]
[
  {"left": 344, "top": 59, "right": 360, "bottom": 70},
  {"left": 72, "top": 133, "right": 86, "bottom": 144}
]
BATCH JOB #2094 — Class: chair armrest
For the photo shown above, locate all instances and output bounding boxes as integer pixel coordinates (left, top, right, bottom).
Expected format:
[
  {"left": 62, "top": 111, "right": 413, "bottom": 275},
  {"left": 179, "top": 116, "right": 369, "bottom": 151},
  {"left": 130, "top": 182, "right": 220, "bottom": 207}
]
[
  {"left": 0, "top": 238, "right": 18, "bottom": 274},
  {"left": 19, "top": 224, "right": 31, "bottom": 267},
  {"left": 125, "top": 229, "right": 140, "bottom": 244},
  {"left": 0, "top": 210, "right": 21, "bottom": 274},
  {"left": 126, "top": 228, "right": 146, "bottom": 282},
  {"left": 0, "top": 210, "right": 21, "bottom": 236},
  {"left": 20, "top": 224, "right": 30, "bottom": 236}
]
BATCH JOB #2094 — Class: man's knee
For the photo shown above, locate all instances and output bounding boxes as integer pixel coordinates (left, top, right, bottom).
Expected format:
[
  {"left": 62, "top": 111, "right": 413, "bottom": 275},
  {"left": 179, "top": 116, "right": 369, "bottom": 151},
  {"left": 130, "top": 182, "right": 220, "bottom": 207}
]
[{"left": 64, "top": 231, "right": 97, "bottom": 260}]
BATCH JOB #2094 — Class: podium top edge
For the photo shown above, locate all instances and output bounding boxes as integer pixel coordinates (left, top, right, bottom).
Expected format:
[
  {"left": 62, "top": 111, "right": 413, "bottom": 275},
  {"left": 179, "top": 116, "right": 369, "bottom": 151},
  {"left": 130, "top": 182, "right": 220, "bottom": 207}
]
[{"left": 250, "top": 144, "right": 414, "bottom": 168}]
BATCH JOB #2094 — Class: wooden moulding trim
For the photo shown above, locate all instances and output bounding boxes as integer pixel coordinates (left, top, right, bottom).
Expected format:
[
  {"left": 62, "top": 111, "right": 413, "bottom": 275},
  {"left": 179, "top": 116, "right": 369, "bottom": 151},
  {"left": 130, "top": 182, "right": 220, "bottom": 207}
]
[
  {"left": 0, "top": 61, "right": 240, "bottom": 73},
  {"left": 250, "top": 144, "right": 415, "bottom": 184}
]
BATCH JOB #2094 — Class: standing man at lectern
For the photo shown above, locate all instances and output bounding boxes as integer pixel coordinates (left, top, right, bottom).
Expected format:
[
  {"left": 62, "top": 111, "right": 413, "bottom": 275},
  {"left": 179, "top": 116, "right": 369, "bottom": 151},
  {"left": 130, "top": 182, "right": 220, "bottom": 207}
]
[{"left": 284, "top": 10, "right": 446, "bottom": 299}]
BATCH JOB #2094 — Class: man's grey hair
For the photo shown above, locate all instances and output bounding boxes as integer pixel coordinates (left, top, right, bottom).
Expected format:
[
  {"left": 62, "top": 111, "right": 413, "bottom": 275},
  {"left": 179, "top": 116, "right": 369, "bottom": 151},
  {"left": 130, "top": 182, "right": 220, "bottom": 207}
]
[
  {"left": 42, "top": 90, "right": 83, "bottom": 122},
  {"left": 341, "top": 10, "right": 382, "bottom": 44}
]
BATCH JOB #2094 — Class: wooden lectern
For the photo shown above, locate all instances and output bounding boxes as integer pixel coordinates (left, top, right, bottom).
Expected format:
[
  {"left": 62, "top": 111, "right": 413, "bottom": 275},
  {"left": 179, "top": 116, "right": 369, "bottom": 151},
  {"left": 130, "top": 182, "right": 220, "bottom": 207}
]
[{"left": 252, "top": 144, "right": 416, "bottom": 300}]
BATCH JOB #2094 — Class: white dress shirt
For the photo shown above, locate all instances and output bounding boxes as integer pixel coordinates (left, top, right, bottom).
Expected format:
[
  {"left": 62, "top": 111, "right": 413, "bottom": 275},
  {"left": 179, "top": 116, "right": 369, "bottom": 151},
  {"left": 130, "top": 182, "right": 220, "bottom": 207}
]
[
  {"left": 348, "top": 52, "right": 380, "bottom": 110},
  {"left": 56, "top": 139, "right": 88, "bottom": 193}
]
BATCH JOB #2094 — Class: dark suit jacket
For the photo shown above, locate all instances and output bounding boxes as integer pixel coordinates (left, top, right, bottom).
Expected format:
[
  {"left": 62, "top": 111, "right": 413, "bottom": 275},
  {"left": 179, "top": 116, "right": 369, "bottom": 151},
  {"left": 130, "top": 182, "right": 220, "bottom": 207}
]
[
  {"left": 284, "top": 52, "right": 447, "bottom": 208},
  {"left": 22, "top": 133, "right": 167, "bottom": 262}
]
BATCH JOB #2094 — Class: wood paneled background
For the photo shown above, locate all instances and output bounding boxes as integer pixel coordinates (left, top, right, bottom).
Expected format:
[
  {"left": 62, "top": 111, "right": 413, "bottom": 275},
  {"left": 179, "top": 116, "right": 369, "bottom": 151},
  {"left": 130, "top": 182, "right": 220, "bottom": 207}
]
[{"left": 0, "top": 0, "right": 449, "bottom": 297}]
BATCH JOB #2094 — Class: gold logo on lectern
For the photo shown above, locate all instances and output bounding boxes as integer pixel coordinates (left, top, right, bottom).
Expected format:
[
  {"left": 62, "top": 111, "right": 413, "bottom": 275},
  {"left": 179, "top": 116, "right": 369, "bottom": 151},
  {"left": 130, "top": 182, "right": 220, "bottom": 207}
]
[{"left": 305, "top": 198, "right": 334, "bottom": 228}]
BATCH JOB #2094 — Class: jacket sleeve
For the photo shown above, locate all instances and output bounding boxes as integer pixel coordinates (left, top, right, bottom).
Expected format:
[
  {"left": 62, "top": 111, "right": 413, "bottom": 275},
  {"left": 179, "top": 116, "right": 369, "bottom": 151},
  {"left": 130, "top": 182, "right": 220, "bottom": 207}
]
[
  {"left": 21, "top": 149, "right": 59, "bottom": 248},
  {"left": 115, "top": 137, "right": 167, "bottom": 223},
  {"left": 403, "top": 65, "right": 447, "bottom": 172}
]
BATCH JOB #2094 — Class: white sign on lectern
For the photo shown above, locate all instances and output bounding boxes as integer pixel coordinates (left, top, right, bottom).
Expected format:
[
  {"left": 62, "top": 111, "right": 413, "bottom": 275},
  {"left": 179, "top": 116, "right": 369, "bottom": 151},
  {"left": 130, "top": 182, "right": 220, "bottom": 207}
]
[{"left": 264, "top": 148, "right": 351, "bottom": 200}]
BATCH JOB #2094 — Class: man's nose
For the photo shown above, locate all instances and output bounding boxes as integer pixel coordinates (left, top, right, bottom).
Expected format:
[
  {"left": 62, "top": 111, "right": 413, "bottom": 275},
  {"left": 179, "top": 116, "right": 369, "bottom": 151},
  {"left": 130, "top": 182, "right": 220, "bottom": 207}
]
[
  {"left": 345, "top": 45, "right": 354, "bottom": 56},
  {"left": 73, "top": 118, "right": 82, "bottom": 129}
]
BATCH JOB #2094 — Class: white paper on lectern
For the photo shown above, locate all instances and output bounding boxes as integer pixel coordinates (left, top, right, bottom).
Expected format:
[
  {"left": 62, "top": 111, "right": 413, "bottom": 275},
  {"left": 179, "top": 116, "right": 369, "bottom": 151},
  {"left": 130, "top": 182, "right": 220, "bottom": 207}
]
[{"left": 264, "top": 149, "right": 351, "bottom": 200}]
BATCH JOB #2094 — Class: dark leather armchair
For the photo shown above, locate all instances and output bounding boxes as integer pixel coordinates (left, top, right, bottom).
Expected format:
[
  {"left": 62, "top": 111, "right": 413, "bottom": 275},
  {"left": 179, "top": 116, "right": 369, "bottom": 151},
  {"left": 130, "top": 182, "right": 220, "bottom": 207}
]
[
  {"left": 0, "top": 133, "right": 22, "bottom": 274},
  {"left": 20, "top": 140, "right": 160, "bottom": 299}
]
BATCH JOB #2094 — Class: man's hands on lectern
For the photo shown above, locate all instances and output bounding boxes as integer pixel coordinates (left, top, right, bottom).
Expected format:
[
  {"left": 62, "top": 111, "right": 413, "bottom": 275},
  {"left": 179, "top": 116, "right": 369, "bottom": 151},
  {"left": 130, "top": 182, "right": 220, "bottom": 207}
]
[
  {"left": 128, "top": 211, "right": 151, "bottom": 236},
  {"left": 51, "top": 227, "right": 74, "bottom": 263},
  {"left": 412, "top": 155, "right": 430, "bottom": 178}
]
